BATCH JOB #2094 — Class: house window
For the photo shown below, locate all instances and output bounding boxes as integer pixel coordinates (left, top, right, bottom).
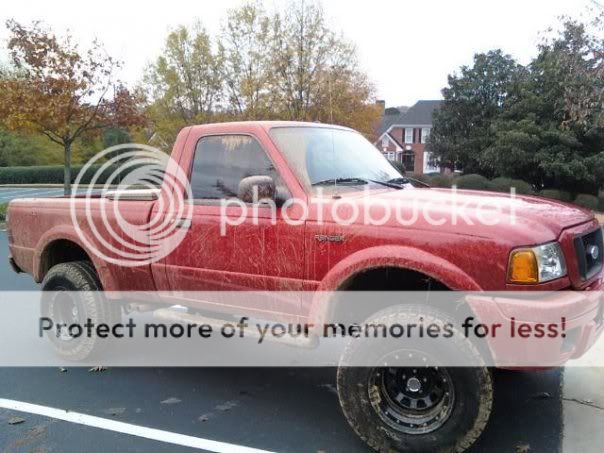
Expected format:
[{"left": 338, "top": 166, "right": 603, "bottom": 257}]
[
  {"left": 404, "top": 128, "right": 413, "bottom": 144},
  {"left": 386, "top": 151, "right": 395, "bottom": 161},
  {"left": 423, "top": 151, "right": 439, "bottom": 173},
  {"left": 421, "top": 127, "right": 430, "bottom": 144},
  {"left": 381, "top": 136, "right": 389, "bottom": 149},
  {"left": 402, "top": 151, "right": 415, "bottom": 172}
]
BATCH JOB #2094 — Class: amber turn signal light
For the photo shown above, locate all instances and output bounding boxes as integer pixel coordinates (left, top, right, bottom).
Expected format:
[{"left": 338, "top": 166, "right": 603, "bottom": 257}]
[{"left": 508, "top": 250, "right": 539, "bottom": 284}]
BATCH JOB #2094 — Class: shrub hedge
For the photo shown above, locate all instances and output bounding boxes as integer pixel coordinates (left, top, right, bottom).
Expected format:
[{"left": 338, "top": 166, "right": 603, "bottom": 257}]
[
  {"left": 407, "top": 174, "right": 431, "bottom": 185},
  {"left": 389, "top": 160, "right": 406, "bottom": 175},
  {"left": 0, "top": 165, "right": 134, "bottom": 185},
  {"left": 414, "top": 173, "right": 602, "bottom": 212},
  {"left": 429, "top": 174, "right": 454, "bottom": 188},
  {"left": 574, "top": 194, "right": 599, "bottom": 211},
  {"left": 490, "top": 177, "right": 513, "bottom": 192},
  {"left": 539, "top": 189, "right": 573, "bottom": 202},
  {"left": 490, "top": 177, "right": 533, "bottom": 194},
  {"left": 453, "top": 174, "right": 493, "bottom": 190}
]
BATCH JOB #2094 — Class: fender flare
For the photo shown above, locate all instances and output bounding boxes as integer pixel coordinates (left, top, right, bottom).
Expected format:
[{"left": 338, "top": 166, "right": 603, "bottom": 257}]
[
  {"left": 308, "top": 245, "right": 481, "bottom": 324},
  {"left": 33, "top": 225, "right": 118, "bottom": 291}
]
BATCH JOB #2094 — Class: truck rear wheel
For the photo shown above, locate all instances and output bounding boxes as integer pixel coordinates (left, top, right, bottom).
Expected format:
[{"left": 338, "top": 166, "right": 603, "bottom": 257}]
[
  {"left": 336, "top": 305, "right": 493, "bottom": 453},
  {"left": 40, "top": 261, "right": 121, "bottom": 361}
]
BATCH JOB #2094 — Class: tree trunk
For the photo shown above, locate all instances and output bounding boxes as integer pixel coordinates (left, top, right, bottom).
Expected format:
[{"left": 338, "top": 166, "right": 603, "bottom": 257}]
[{"left": 64, "top": 141, "right": 72, "bottom": 196}]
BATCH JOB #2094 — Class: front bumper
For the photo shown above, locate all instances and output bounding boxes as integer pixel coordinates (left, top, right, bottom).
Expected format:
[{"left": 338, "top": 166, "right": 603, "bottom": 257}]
[{"left": 468, "top": 275, "right": 604, "bottom": 367}]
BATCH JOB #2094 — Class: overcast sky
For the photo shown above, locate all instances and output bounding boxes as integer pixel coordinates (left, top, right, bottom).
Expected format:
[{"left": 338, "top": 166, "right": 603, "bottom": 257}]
[{"left": 0, "top": 0, "right": 596, "bottom": 107}]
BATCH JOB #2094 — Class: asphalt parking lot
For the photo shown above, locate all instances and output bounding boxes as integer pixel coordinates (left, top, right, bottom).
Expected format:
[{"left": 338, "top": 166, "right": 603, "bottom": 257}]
[{"left": 0, "top": 230, "right": 602, "bottom": 452}]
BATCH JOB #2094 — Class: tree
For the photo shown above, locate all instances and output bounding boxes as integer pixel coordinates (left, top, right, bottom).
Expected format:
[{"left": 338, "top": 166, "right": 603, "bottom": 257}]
[
  {"left": 144, "top": 23, "right": 223, "bottom": 146},
  {"left": 0, "top": 20, "right": 146, "bottom": 194},
  {"left": 269, "top": 0, "right": 379, "bottom": 132},
  {"left": 429, "top": 15, "right": 604, "bottom": 194},
  {"left": 482, "top": 17, "right": 604, "bottom": 193},
  {"left": 143, "top": 0, "right": 380, "bottom": 141},
  {"left": 428, "top": 50, "right": 524, "bottom": 175},
  {"left": 220, "top": 1, "right": 273, "bottom": 118},
  {"left": 308, "top": 63, "right": 380, "bottom": 137}
]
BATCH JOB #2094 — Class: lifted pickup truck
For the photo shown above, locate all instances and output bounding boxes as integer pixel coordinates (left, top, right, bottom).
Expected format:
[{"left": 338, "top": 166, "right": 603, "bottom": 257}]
[{"left": 7, "top": 121, "right": 604, "bottom": 452}]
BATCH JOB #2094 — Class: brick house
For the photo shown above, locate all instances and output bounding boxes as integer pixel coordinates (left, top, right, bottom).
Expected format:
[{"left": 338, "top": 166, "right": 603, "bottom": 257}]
[{"left": 374, "top": 100, "right": 442, "bottom": 175}]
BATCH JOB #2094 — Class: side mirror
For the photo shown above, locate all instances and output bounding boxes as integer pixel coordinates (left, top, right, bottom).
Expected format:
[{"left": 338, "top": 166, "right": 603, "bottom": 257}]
[{"left": 238, "top": 176, "right": 276, "bottom": 204}]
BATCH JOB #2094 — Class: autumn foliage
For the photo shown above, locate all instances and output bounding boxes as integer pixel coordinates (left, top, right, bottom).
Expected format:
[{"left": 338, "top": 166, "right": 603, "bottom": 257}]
[
  {"left": 143, "top": 1, "right": 382, "bottom": 145},
  {"left": 0, "top": 1, "right": 383, "bottom": 184},
  {"left": 0, "top": 20, "right": 146, "bottom": 194}
]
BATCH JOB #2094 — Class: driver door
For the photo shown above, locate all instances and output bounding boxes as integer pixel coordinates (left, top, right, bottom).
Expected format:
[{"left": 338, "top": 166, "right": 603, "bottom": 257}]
[{"left": 162, "top": 132, "right": 305, "bottom": 316}]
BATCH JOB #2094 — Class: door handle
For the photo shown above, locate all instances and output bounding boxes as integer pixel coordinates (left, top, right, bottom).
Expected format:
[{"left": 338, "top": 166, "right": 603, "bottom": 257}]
[{"left": 172, "top": 218, "right": 192, "bottom": 230}]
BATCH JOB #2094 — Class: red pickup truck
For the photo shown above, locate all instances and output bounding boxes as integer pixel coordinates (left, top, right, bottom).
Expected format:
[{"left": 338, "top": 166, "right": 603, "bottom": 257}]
[{"left": 7, "top": 121, "right": 604, "bottom": 452}]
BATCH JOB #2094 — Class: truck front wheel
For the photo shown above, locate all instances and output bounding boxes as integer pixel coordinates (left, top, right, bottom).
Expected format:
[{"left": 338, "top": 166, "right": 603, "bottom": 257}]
[
  {"left": 40, "top": 261, "right": 121, "bottom": 361},
  {"left": 336, "top": 306, "right": 493, "bottom": 452}
]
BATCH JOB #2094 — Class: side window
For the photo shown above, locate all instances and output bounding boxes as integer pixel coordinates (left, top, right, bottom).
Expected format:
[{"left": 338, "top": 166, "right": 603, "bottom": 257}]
[{"left": 190, "top": 135, "right": 279, "bottom": 200}]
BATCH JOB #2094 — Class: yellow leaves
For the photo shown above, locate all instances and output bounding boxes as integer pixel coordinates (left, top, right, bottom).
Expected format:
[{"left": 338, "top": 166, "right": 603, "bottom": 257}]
[
  {"left": 143, "top": 0, "right": 379, "bottom": 144},
  {"left": 1, "top": 20, "right": 147, "bottom": 150}
]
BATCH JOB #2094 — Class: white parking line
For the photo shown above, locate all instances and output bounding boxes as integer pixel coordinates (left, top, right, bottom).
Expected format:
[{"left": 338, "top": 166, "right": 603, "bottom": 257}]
[{"left": 0, "top": 398, "right": 273, "bottom": 453}]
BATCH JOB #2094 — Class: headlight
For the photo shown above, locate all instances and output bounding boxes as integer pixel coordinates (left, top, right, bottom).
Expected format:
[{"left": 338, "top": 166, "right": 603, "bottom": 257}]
[{"left": 508, "top": 242, "right": 567, "bottom": 284}]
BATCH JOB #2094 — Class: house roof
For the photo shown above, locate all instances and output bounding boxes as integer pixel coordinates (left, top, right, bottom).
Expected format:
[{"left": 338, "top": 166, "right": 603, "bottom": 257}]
[
  {"left": 377, "top": 100, "right": 442, "bottom": 136},
  {"left": 378, "top": 132, "right": 402, "bottom": 151}
]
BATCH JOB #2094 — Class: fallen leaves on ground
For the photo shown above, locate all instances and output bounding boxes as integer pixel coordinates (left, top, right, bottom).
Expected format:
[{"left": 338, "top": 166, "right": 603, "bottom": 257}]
[
  {"left": 215, "top": 400, "right": 238, "bottom": 411},
  {"left": 8, "top": 416, "right": 25, "bottom": 425},
  {"left": 103, "top": 407, "right": 126, "bottom": 416}
]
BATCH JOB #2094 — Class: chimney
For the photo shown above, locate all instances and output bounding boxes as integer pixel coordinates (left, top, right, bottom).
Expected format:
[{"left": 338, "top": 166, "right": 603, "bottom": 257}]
[{"left": 375, "top": 100, "right": 385, "bottom": 116}]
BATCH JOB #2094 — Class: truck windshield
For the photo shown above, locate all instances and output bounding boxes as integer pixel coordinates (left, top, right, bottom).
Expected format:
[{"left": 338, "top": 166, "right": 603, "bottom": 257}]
[{"left": 269, "top": 126, "right": 407, "bottom": 192}]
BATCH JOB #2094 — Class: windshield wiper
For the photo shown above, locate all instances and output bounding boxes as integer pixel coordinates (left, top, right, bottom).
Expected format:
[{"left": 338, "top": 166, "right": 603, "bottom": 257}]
[
  {"left": 367, "top": 179, "right": 405, "bottom": 189},
  {"left": 311, "top": 177, "right": 408, "bottom": 190},
  {"left": 311, "top": 177, "right": 369, "bottom": 186},
  {"left": 386, "top": 177, "right": 409, "bottom": 185},
  {"left": 388, "top": 176, "right": 431, "bottom": 188}
]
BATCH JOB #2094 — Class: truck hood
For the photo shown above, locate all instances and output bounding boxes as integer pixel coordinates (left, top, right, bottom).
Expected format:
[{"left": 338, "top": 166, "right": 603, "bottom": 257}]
[{"left": 321, "top": 187, "right": 594, "bottom": 244}]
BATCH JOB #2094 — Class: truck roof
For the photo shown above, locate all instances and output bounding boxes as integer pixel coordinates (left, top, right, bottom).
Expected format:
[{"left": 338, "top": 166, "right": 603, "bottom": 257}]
[{"left": 187, "top": 120, "right": 354, "bottom": 134}]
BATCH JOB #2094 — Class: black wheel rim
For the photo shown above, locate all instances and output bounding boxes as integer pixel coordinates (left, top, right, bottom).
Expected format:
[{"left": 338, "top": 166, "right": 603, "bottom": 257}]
[
  {"left": 47, "top": 289, "right": 81, "bottom": 342},
  {"left": 368, "top": 353, "right": 455, "bottom": 434}
]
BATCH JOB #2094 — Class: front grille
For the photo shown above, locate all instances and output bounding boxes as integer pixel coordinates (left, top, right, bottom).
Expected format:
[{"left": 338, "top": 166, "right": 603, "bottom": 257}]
[{"left": 574, "top": 228, "right": 604, "bottom": 280}]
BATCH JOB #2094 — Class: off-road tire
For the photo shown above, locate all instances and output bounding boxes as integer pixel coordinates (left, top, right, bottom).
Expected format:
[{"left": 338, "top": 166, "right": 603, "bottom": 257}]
[
  {"left": 41, "top": 261, "right": 121, "bottom": 361},
  {"left": 336, "top": 305, "right": 493, "bottom": 453}
]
